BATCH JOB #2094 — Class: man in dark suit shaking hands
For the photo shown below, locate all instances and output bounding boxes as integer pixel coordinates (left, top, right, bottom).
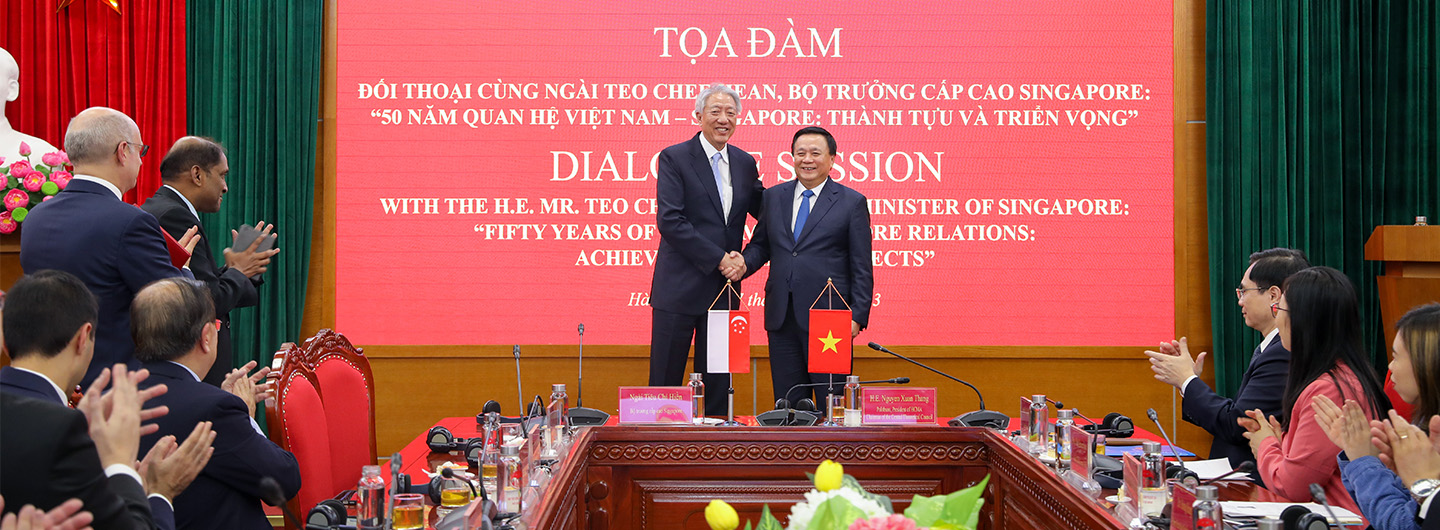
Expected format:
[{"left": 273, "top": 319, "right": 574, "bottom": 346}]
[
  {"left": 649, "top": 84, "right": 765, "bottom": 416},
  {"left": 143, "top": 137, "right": 278, "bottom": 386},
  {"left": 742, "top": 127, "right": 873, "bottom": 406}
]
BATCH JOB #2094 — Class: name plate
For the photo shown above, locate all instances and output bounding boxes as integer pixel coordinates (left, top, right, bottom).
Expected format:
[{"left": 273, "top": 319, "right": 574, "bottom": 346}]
[
  {"left": 1068, "top": 425, "right": 1093, "bottom": 480},
  {"left": 860, "top": 387, "right": 937, "bottom": 424},
  {"left": 1019, "top": 396, "right": 1034, "bottom": 441},
  {"left": 1170, "top": 482, "right": 1197, "bottom": 530},
  {"left": 1122, "top": 453, "right": 1142, "bottom": 511},
  {"left": 617, "top": 386, "right": 692, "bottom": 424}
]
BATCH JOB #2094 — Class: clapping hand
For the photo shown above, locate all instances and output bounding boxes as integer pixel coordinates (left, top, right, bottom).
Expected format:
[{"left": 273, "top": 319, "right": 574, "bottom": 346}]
[
  {"left": 1144, "top": 337, "right": 1208, "bottom": 389},
  {"left": 139, "top": 421, "right": 215, "bottom": 500},
  {"left": 76, "top": 365, "right": 167, "bottom": 468},
  {"left": 1372, "top": 411, "right": 1440, "bottom": 487},
  {"left": 1240, "top": 408, "right": 1284, "bottom": 454},
  {"left": 225, "top": 221, "right": 280, "bottom": 277},
  {"left": 1312, "top": 395, "right": 1377, "bottom": 460},
  {"left": 0, "top": 495, "right": 93, "bottom": 530},
  {"left": 221, "top": 360, "right": 272, "bottom": 418}
]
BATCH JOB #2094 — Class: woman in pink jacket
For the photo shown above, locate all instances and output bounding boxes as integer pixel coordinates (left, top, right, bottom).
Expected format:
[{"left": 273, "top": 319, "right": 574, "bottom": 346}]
[{"left": 1240, "top": 266, "right": 1391, "bottom": 522}]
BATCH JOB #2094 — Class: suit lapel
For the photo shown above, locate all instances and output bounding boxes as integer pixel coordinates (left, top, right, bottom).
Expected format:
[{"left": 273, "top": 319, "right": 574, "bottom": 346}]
[
  {"left": 778, "top": 180, "right": 798, "bottom": 243},
  {"left": 796, "top": 180, "right": 839, "bottom": 245},
  {"left": 688, "top": 135, "right": 727, "bottom": 221}
]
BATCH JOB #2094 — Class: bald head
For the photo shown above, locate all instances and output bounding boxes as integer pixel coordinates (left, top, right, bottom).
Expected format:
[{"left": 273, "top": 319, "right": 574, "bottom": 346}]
[
  {"left": 131, "top": 277, "right": 215, "bottom": 364},
  {"left": 160, "top": 136, "right": 225, "bottom": 182},
  {"left": 65, "top": 107, "right": 140, "bottom": 165}
]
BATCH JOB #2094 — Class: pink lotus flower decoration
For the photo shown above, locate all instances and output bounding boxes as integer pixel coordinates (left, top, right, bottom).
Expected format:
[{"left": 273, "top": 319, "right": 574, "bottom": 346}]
[
  {"left": 7, "top": 160, "right": 33, "bottom": 177},
  {"left": 18, "top": 142, "right": 31, "bottom": 157},
  {"left": 0, "top": 212, "right": 15, "bottom": 234},
  {"left": 2, "top": 189, "right": 25, "bottom": 211},
  {"left": 848, "top": 515, "right": 919, "bottom": 530},
  {"left": 22, "top": 172, "right": 45, "bottom": 192},
  {"left": 50, "top": 170, "right": 72, "bottom": 190},
  {"left": 41, "top": 151, "right": 70, "bottom": 167}
]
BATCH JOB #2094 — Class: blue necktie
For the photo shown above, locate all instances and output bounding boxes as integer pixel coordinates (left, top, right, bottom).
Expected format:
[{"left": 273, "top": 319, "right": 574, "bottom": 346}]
[
  {"left": 710, "top": 152, "right": 726, "bottom": 213},
  {"left": 794, "top": 189, "right": 814, "bottom": 242}
]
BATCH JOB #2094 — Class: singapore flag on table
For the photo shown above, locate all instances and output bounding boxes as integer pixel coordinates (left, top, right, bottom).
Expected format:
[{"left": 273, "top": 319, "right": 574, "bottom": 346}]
[{"left": 705, "top": 310, "right": 750, "bottom": 373}]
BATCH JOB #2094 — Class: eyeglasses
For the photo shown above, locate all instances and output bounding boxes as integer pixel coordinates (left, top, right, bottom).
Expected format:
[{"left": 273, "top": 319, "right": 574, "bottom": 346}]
[
  {"left": 1235, "top": 286, "right": 1266, "bottom": 299},
  {"left": 1270, "top": 302, "right": 1289, "bottom": 317},
  {"left": 118, "top": 140, "right": 149, "bottom": 158}
]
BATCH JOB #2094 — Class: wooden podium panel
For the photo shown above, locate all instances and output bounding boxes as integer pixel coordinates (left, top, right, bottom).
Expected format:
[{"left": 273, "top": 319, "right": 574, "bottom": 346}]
[
  {"left": 1365, "top": 225, "right": 1440, "bottom": 350},
  {"left": 527, "top": 426, "right": 1121, "bottom": 530}
]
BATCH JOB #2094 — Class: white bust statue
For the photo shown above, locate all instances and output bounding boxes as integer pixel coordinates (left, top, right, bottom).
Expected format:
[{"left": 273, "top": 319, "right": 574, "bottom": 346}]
[{"left": 1, "top": 46, "right": 61, "bottom": 166}]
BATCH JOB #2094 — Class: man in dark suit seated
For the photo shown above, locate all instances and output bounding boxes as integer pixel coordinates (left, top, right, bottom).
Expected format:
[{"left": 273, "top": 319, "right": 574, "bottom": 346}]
[
  {"left": 1145, "top": 248, "right": 1310, "bottom": 470},
  {"left": 130, "top": 278, "right": 300, "bottom": 530},
  {"left": 0, "top": 270, "right": 213, "bottom": 530},
  {"left": 19, "top": 107, "right": 199, "bottom": 387},
  {"left": 742, "top": 126, "right": 874, "bottom": 407},
  {"left": 143, "top": 137, "right": 278, "bottom": 386}
]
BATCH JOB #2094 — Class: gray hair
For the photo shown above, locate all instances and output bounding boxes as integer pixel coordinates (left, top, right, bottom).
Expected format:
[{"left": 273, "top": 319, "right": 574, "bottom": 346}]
[
  {"left": 693, "top": 83, "right": 742, "bottom": 116},
  {"left": 64, "top": 107, "right": 137, "bottom": 165}
]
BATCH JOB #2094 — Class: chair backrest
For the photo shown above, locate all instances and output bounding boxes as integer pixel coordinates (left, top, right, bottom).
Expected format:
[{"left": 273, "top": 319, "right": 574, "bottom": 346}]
[
  {"left": 265, "top": 359, "right": 333, "bottom": 528},
  {"left": 300, "top": 329, "right": 378, "bottom": 490}
]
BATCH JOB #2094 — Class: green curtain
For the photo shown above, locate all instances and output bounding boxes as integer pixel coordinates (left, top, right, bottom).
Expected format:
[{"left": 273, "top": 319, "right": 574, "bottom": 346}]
[
  {"left": 186, "top": 1, "right": 322, "bottom": 380},
  {"left": 1207, "top": 0, "right": 1439, "bottom": 397}
]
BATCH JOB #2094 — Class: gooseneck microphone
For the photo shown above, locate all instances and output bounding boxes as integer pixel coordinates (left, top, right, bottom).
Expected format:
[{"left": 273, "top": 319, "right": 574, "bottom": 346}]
[
  {"left": 868, "top": 342, "right": 1009, "bottom": 429},
  {"left": 1201, "top": 461, "right": 1255, "bottom": 484},
  {"left": 783, "top": 377, "right": 909, "bottom": 406},
  {"left": 1146, "top": 408, "right": 1197, "bottom": 487},
  {"left": 513, "top": 345, "right": 524, "bottom": 426},
  {"left": 259, "top": 477, "right": 305, "bottom": 529},
  {"left": 568, "top": 323, "right": 611, "bottom": 426},
  {"left": 1311, "top": 483, "right": 1351, "bottom": 528}
]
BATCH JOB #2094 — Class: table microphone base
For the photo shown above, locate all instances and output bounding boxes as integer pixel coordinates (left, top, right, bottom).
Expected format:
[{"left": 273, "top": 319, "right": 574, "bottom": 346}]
[
  {"left": 948, "top": 409, "right": 1010, "bottom": 430},
  {"left": 567, "top": 407, "right": 610, "bottom": 426}
]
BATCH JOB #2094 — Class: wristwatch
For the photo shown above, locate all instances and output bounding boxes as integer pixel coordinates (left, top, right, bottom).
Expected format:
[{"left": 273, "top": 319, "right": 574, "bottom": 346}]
[{"left": 1411, "top": 478, "right": 1440, "bottom": 502}]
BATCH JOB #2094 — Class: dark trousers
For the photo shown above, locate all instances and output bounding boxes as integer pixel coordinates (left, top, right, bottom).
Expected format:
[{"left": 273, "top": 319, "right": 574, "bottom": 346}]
[
  {"left": 649, "top": 308, "right": 731, "bottom": 417},
  {"left": 767, "top": 299, "right": 848, "bottom": 410}
]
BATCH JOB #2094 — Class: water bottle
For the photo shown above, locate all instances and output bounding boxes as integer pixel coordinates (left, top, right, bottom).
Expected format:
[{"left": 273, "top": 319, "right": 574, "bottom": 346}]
[
  {"left": 496, "top": 444, "right": 522, "bottom": 513},
  {"left": 1139, "top": 441, "right": 1167, "bottom": 516},
  {"left": 545, "top": 383, "right": 569, "bottom": 457},
  {"left": 688, "top": 373, "right": 705, "bottom": 424},
  {"left": 356, "top": 465, "right": 386, "bottom": 530},
  {"left": 1193, "top": 485, "right": 1223, "bottom": 530},
  {"left": 1028, "top": 394, "right": 1048, "bottom": 455},
  {"left": 1055, "top": 409, "right": 1074, "bottom": 471},
  {"left": 842, "top": 376, "right": 862, "bottom": 426}
]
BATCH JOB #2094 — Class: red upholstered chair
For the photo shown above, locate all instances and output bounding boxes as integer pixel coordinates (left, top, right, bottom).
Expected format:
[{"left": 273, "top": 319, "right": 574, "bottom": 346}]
[
  {"left": 299, "top": 329, "right": 378, "bottom": 491},
  {"left": 265, "top": 359, "right": 333, "bottom": 528}
]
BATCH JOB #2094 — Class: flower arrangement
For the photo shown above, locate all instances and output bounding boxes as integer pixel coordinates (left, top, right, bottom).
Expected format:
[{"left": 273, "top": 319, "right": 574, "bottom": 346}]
[
  {"left": 1, "top": 141, "right": 73, "bottom": 234},
  {"left": 704, "top": 460, "right": 989, "bottom": 530}
]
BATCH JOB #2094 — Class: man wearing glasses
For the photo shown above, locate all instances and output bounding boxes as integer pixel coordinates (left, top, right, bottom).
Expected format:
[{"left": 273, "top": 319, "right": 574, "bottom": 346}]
[
  {"left": 1144, "top": 248, "right": 1310, "bottom": 472},
  {"left": 20, "top": 107, "right": 199, "bottom": 387}
]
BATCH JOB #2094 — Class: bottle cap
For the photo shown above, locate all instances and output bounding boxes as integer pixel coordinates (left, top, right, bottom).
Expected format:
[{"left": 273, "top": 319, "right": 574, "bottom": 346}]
[
  {"left": 501, "top": 444, "right": 519, "bottom": 456},
  {"left": 1196, "top": 485, "right": 1218, "bottom": 501},
  {"left": 1142, "top": 441, "right": 1161, "bottom": 455},
  {"left": 1256, "top": 518, "right": 1282, "bottom": 530},
  {"left": 1057, "top": 409, "right": 1073, "bottom": 420},
  {"left": 362, "top": 464, "right": 380, "bottom": 476},
  {"left": 1417, "top": 216, "right": 1429, "bottom": 226},
  {"left": 689, "top": 372, "right": 703, "bottom": 381},
  {"left": 846, "top": 375, "right": 860, "bottom": 384},
  {"left": 1031, "top": 394, "right": 1046, "bottom": 404},
  {"left": 552, "top": 383, "right": 566, "bottom": 393}
]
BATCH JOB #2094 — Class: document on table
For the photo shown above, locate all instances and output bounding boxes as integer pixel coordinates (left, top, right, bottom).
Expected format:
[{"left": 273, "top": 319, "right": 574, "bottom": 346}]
[
  {"left": 1220, "top": 502, "right": 1363, "bottom": 525},
  {"left": 1186, "top": 458, "right": 1252, "bottom": 481}
]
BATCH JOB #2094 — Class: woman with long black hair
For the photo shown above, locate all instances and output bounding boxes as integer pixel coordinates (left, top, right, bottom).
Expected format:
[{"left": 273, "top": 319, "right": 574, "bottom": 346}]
[{"left": 1240, "top": 266, "right": 1390, "bottom": 523}]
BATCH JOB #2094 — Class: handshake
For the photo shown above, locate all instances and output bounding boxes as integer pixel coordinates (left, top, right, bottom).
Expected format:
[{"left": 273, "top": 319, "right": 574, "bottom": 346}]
[{"left": 718, "top": 251, "right": 746, "bottom": 282}]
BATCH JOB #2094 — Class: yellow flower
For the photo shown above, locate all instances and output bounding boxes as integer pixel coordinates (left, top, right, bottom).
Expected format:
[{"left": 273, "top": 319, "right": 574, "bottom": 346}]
[
  {"left": 704, "top": 499, "right": 739, "bottom": 530},
  {"left": 814, "top": 459, "right": 844, "bottom": 492}
]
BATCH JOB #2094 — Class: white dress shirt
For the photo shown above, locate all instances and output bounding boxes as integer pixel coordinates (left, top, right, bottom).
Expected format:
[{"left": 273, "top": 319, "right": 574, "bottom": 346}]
[
  {"left": 9, "top": 366, "right": 70, "bottom": 404},
  {"left": 699, "top": 137, "right": 733, "bottom": 221},
  {"left": 161, "top": 184, "right": 200, "bottom": 220}
]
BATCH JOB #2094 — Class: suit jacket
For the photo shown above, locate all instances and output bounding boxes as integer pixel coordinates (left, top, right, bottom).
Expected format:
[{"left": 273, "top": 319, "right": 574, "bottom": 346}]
[
  {"left": 20, "top": 178, "right": 189, "bottom": 386},
  {"left": 742, "top": 178, "right": 873, "bottom": 331},
  {"left": 137, "top": 362, "right": 300, "bottom": 530},
  {"left": 1424, "top": 495, "right": 1440, "bottom": 530},
  {"left": 0, "top": 366, "right": 67, "bottom": 403},
  {"left": 0, "top": 392, "right": 174, "bottom": 530},
  {"left": 142, "top": 186, "right": 260, "bottom": 380},
  {"left": 1181, "top": 334, "right": 1290, "bottom": 469},
  {"left": 650, "top": 133, "right": 764, "bottom": 315}
]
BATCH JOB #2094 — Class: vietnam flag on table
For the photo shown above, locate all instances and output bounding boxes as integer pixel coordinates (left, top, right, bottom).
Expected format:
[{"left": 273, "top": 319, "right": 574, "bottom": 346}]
[
  {"left": 705, "top": 310, "right": 750, "bottom": 373},
  {"left": 809, "top": 309, "right": 853, "bottom": 373}
]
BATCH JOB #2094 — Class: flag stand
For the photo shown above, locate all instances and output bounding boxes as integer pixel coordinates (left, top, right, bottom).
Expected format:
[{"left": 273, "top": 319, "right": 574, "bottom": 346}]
[
  {"left": 710, "top": 281, "right": 746, "bottom": 427},
  {"left": 811, "top": 278, "right": 853, "bottom": 427}
]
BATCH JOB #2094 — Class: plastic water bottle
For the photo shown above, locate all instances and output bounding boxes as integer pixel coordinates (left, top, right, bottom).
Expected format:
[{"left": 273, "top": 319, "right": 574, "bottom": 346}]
[
  {"left": 688, "top": 373, "right": 705, "bottom": 424},
  {"left": 545, "top": 383, "right": 569, "bottom": 457},
  {"left": 356, "top": 465, "right": 385, "bottom": 530},
  {"left": 842, "top": 376, "right": 862, "bottom": 426}
]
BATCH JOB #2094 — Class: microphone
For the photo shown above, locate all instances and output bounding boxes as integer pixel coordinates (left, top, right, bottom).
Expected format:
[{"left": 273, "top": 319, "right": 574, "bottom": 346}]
[
  {"left": 1146, "top": 408, "right": 1197, "bottom": 487},
  {"left": 568, "top": 323, "right": 611, "bottom": 426},
  {"left": 1310, "top": 483, "right": 1349, "bottom": 528},
  {"left": 1201, "top": 461, "right": 1255, "bottom": 484},
  {"left": 482, "top": 400, "right": 502, "bottom": 415},
  {"left": 867, "top": 342, "right": 1008, "bottom": 429},
  {"left": 513, "top": 345, "right": 525, "bottom": 433},
  {"left": 258, "top": 477, "right": 304, "bottom": 529},
  {"left": 1045, "top": 397, "right": 1064, "bottom": 410},
  {"left": 783, "top": 377, "right": 909, "bottom": 405}
]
